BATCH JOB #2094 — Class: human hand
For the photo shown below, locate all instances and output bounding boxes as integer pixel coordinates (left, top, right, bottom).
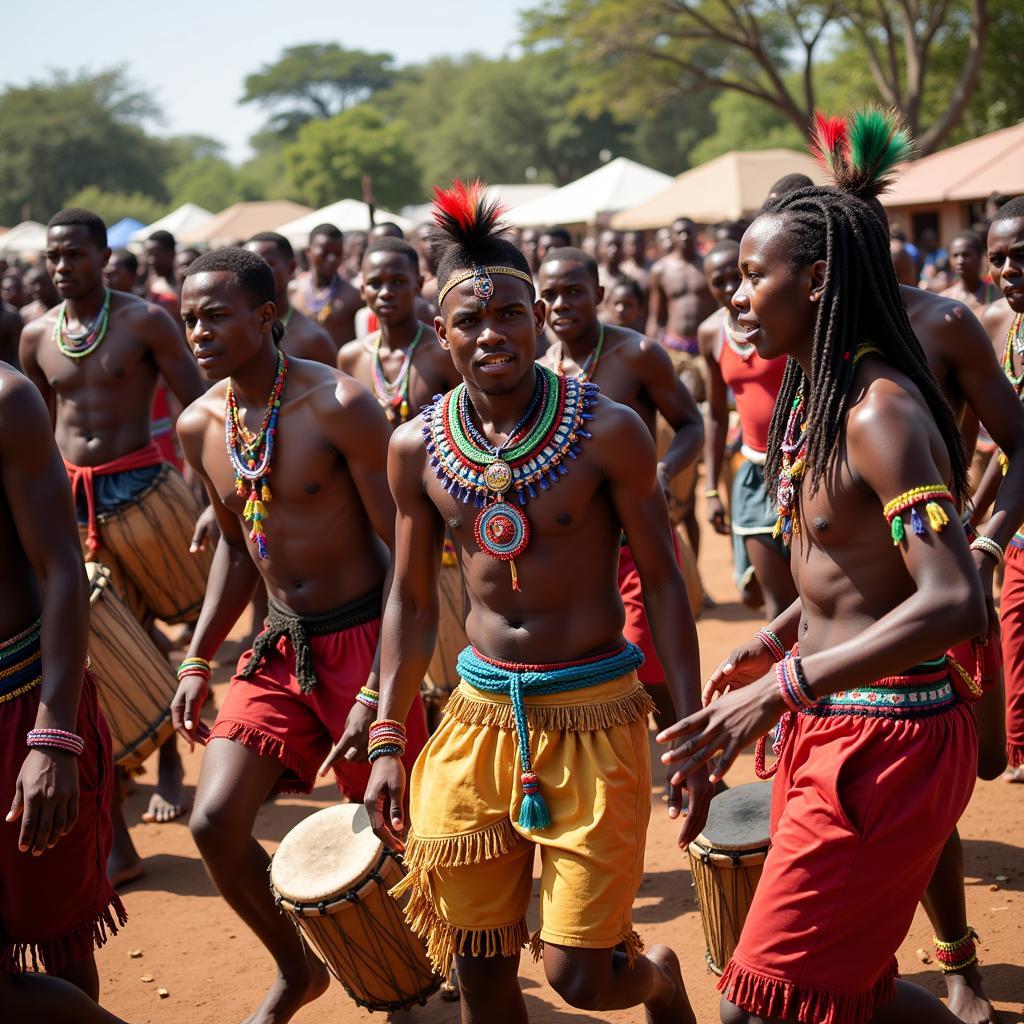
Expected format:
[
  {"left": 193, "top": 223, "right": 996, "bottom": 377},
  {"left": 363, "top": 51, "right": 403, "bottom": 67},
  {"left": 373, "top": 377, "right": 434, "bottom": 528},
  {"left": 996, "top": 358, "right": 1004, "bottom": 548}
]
[
  {"left": 706, "top": 494, "right": 729, "bottom": 535},
  {"left": 171, "top": 672, "right": 210, "bottom": 751},
  {"left": 363, "top": 756, "right": 407, "bottom": 851},
  {"left": 971, "top": 548, "right": 997, "bottom": 639},
  {"left": 666, "top": 761, "right": 713, "bottom": 849},
  {"left": 318, "top": 701, "right": 375, "bottom": 775},
  {"left": 6, "top": 748, "right": 80, "bottom": 856},
  {"left": 702, "top": 637, "right": 776, "bottom": 705},
  {"left": 191, "top": 505, "right": 220, "bottom": 554}
]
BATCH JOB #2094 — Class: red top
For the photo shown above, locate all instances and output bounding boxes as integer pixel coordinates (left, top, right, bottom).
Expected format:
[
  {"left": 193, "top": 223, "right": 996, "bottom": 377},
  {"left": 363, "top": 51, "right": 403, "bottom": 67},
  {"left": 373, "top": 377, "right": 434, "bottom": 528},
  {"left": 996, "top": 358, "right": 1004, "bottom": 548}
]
[{"left": 716, "top": 318, "right": 786, "bottom": 456}]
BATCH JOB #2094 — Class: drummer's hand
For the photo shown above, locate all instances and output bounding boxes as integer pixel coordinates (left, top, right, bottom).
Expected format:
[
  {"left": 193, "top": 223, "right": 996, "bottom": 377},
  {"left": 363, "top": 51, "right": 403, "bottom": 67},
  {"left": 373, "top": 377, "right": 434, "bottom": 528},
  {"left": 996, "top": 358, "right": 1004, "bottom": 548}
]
[
  {"left": 364, "top": 756, "right": 407, "bottom": 852},
  {"left": 666, "top": 762, "right": 712, "bottom": 849},
  {"left": 703, "top": 638, "right": 776, "bottom": 705},
  {"left": 706, "top": 494, "right": 730, "bottom": 536},
  {"left": 318, "top": 701, "right": 375, "bottom": 774},
  {"left": 171, "top": 674, "right": 210, "bottom": 752},
  {"left": 6, "top": 748, "right": 80, "bottom": 856},
  {"left": 660, "top": 679, "right": 779, "bottom": 786},
  {"left": 190, "top": 505, "right": 219, "bottom": 554}
]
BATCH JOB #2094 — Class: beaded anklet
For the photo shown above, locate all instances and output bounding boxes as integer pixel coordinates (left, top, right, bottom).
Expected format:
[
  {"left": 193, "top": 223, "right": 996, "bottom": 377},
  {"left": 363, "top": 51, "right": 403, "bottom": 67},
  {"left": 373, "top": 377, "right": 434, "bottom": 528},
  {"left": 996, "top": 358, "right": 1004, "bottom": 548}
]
[
  {"left": 755, "top": 628, "right": 786, "bottom": 663},
  {"left": 368, "top": 719, "right": 407, "bottom": 762},
  {"left": 933, "top": 927, "right": 978, "bottom": 973},
  {"left": 776, "top": 657, "right": 816, "bottom": 712},
  {"left": 355, "top": 686, "right": 380, "bottom": 711},
  {"left": 883, "top": 485, "right": 954, "bottom": 545},
  {"left": 970, "top": 535, "right": 1004, "bottom": 565},
  {"left": 27, "top": 728, "right": 85, "bottom": 756}
]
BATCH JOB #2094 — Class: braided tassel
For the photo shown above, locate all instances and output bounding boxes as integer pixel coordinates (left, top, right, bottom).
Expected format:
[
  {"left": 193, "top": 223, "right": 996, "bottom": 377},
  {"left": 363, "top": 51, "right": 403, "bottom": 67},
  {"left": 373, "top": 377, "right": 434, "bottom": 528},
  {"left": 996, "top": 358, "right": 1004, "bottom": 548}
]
[
  {"left": 891, "top": 514, "right": 905, "bottom": 545},
  {"left": 926, "top": 501, "right": 949, "bottom": 532},
  {"left": 517, "top": 771, "right": 551, "bottom": 830},
  {"left": 910, "top": 506, "right": 926, "bottom": 536}
]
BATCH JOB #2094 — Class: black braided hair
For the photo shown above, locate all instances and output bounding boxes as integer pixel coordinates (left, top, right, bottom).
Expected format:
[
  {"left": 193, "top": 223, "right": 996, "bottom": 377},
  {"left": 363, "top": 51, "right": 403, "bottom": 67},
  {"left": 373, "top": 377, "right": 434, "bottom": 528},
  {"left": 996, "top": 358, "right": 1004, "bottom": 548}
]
[{"left": 760, "top": 185, "right": 969, "bottom": 508}]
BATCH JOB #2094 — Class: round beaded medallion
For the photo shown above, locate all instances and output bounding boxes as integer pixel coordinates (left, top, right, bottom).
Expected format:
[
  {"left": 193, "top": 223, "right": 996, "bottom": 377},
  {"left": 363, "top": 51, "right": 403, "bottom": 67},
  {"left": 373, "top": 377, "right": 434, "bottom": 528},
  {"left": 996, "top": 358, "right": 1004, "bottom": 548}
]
[
  {"left": 482, "top": 460, "right": 513, "bottom": 494},
  {"left": 474, "top": 502, "right": 529, "bottom": 561}
]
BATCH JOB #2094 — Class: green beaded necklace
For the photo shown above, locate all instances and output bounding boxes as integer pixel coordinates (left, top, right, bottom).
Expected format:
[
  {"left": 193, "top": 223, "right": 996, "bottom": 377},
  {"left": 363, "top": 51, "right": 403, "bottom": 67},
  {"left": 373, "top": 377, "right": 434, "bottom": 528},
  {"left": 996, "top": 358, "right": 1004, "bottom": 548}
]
[{"left": 54, "top": 289, "right": 112, "bottom": 359}]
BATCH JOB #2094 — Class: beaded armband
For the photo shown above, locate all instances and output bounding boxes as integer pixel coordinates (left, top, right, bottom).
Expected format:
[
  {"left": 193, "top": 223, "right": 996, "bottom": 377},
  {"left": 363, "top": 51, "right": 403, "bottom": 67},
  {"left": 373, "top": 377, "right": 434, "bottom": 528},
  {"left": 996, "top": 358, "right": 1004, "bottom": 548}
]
[
  {"left": 177, "top": 657, "right": 212, "bottom": 682},
  {"left": 27, "top": 728, "right": 85, "bottom": 756},
  {"left": 882, "top": 485, "right": 953, "bottom": 545},
  {"left": 776, "top": 657, "right": 816, "bottom": 712},
  {"left": 969, "top": 535, "right": 1004, "bottom": 565},
  {"left": 755, "top": 628, "right": 786, "bottom": 663},
  {"left": 933, "top": 927, "right": 978, "bottom": 973},
  {"left": 355, "top": 686, "right": 380, "bottom": 711},
  {"left": 367, "top": 719, "right": 407, "bottom": 762}
]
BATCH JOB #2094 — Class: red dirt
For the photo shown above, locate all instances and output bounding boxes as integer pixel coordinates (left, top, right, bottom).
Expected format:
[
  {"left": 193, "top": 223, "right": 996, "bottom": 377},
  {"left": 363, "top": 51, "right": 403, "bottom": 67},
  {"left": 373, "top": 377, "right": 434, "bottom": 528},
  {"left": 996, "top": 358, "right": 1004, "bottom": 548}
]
[{"left": 96, "top": 529, "right": 1024, "bottom": 1024}]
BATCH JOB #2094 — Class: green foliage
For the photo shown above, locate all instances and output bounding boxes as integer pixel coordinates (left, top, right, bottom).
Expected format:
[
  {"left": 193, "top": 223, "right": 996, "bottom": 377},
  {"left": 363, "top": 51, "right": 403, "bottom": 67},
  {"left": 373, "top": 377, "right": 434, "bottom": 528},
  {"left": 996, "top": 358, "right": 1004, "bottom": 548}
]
[
  {"left": 166, "top": 157, "right": 242, "bottom": 211},
  {"left": 0, "top": 68, "right": 168, "bottom": 224},
  {"left": 284, "top": 104, "right": 422, "bottom": 209},
  {"left": 242, "top": 44, "right": 395, "bottom": 137},
  {"left": 688, "top": 91, "right": 803, "bottom": 166},
  {"left": 64, "top": 186, "right": 166, "bottom": 227}
]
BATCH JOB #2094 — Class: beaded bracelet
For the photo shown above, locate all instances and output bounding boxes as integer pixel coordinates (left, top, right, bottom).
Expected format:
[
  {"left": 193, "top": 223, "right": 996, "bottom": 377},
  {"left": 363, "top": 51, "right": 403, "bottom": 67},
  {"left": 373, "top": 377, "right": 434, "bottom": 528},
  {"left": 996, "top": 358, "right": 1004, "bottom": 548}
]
[
  {"left": 933, "top": 927, "right": 978, "bottom": 973},
  {"left": 775, "top": 658, "right": 816, "bottom": 712},
  {"left": 755, "top": 628, "right": 786, "bottom": 663},
  {"left": 355, "top": 686, "right": 380, "bottom": 711},
  {"left": 177, "top": 657, "right": 212, "bottom": 682},
  {"left": 27, "top": 728, "right": 85, "bottom": 756},
  {"left": 704, "top": 489, "right": 720, "bottom": 499},
  {"left": 969, "top": 535, "right": 1004, "bottom": 565},
  {"left": 882, "top": 485, "right": 953, "bottom": 545},
  {"left": 367, "top": 719, "right": 407, "bottom": 762}
]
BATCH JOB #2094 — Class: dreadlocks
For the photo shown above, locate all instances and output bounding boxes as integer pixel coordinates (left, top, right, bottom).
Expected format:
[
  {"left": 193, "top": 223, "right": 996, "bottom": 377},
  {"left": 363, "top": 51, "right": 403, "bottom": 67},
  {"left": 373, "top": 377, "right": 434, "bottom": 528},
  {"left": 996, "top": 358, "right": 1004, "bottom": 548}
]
[{"left": 761, "top": 186, "right": 969, "bottom": 508}]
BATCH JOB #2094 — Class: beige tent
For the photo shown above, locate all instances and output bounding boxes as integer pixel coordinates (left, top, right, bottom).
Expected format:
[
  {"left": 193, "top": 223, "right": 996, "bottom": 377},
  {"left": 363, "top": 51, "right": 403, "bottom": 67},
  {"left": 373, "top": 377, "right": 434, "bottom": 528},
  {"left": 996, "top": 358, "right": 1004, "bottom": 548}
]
[
  {"left": 181, "top": 201, "right": 311, "bottom": 247},
  {"left": 612, "top": 149, "right": 825, "bottom": 229}
]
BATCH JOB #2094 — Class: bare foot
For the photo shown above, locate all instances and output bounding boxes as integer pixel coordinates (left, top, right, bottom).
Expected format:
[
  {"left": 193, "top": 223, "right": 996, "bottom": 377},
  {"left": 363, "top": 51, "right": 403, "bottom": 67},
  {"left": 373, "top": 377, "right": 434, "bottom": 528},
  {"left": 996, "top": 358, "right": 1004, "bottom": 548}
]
[
  {"left": 241, "top": 953, "right": 329, "bottom": 1024},
  {"left": 1001, "top": 765, "right": 1024, "bottom": 783},
  {"left": 945, "top": 966, "right": 997, "bottom": 1024},
  {"left": 107, "top": 846, "right": 145, "bottom": 889},
  {"left": 644, "top": 945, "right": 695, "bottom": 1024},
  {"left": 142, "top": 741, "right": 187, "bottom": 824}
]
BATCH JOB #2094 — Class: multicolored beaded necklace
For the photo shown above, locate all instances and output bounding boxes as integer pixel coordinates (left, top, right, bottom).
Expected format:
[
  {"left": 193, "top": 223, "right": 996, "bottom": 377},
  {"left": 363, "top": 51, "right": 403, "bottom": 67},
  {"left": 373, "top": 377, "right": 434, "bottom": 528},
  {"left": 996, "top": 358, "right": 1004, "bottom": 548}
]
[
  {"left": 422, "top": 364, "right": 598, "bottom": 590},
  {"left": 556, "top": 323, "right": 605, "bottom": 381},
  {"left": 371, "top": 324, "right": 423, "bottom": 423},
  {"left": 1002, "top": 313, "right": 1024, "bottom": 396},
  {"left": 54, "top": 289, "right": 112, "bottom": 359},
  {"left": 305, "top": 274, "right": 338, "bottom": 324},
  {"left": 225, "top": 351, "right": 288, "bottom": 559}
]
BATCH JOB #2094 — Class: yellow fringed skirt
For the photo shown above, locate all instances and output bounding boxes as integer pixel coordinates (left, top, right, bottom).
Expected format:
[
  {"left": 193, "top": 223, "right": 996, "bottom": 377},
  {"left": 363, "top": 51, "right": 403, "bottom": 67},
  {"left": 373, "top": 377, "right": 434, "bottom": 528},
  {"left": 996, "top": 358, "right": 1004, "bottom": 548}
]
[{"left": 391, "top": 671, "right": 653, "bottom": 975}]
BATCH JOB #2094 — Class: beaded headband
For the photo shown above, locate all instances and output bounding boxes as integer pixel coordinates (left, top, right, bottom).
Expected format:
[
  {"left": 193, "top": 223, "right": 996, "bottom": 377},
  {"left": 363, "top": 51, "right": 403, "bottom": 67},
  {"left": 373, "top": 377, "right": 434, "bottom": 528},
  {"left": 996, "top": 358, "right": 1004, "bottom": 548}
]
[{"left": 437, "top": 265, "right": 535, "bottom": 308}]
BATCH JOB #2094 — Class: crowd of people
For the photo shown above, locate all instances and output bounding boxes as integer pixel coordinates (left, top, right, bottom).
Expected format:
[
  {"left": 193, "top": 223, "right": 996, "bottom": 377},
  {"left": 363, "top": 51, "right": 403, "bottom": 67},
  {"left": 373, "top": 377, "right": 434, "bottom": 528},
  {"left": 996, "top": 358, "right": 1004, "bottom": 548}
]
[{"left": 1, "top": 107, "right": 1022, "bottom": 1024}]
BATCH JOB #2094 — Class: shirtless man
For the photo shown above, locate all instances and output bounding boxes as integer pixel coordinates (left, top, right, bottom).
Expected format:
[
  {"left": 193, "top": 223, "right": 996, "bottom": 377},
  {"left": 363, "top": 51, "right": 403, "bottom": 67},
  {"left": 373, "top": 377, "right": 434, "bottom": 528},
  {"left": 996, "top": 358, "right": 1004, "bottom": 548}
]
[
  {"left": 1, "top": 269, "right": 26, "bottom": 310},
  {"left": 539, "top": 246, "right": 704, "bottom": 733},
  {"left": 620, "top": 230, "right": 650, "bottom": 286},
  {"left": 103, "top": 250, "right": 140, "bottom": 296},
  {"left": 172, "top": 247, "right": 427, "bottom": 1024},
  {"left": 942, "top": 231, "right": 1000, "bottom": 313},
  {"left": 287, "top": 224, "right": 361, "bottom": 349},
  {"left": 20, "top": 207, "right": 206, "bottom": 883},
  {"left": 648, "top": 218, "right": 716, "bottom": 356},
  {"left": 19, "top": 265, "right": 60, "bottom": 325},
  {"left": 411, "top": 223, "right": 441, "bottom": 314},
  {"left": 363, "top": 181, "right": 709, "bottom": 1024},
  {"left": 0, "top": 363, "right": 127, "bottom": 1016},
  {"left": 144, "top": 231, "right": 179, "bottom": 315},
  {"left": 0, "top": 299, "right": 21, "bottom": 367},
  {"left": 244, "top": 233, "right": 335, "bottom": 365},
  {"left": 667, "top": 176, "right": 986, "bottom": 1024},
  {"left": 595, "top": 229, "right": 624, "bottom": 294}
]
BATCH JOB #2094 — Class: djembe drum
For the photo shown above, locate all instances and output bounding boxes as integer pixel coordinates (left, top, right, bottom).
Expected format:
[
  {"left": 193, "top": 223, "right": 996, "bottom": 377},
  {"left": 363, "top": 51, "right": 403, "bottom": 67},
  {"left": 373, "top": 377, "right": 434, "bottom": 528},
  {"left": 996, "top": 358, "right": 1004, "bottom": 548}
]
[
  {"left": 270, "top": 803, "right": 441, "bottom": 1013},
  {"left": 688, "top": 781, "right": 773, "bottom": 974},
  {"left": 86, "top": 562, "right": 178, "bottom": 770},
  {"left": 90, "top": 464, "right": 212, "bottom": 624}
]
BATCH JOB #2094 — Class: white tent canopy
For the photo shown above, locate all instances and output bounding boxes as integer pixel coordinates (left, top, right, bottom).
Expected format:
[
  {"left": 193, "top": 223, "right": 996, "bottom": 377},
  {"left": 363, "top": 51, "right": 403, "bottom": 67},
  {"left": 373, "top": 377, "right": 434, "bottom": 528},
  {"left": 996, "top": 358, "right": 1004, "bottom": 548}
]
[
  {"left": 132, "top": 203, "right": 213, "bottom": 244},
  {"left": 505, "top": 158, "right": 674, "bottom": 228},
  {"left": 276, "top": 199, "right": 413, "bottom": 248},
  {"left": 0, "top": 221, "right": 47, "bottom": 258}
]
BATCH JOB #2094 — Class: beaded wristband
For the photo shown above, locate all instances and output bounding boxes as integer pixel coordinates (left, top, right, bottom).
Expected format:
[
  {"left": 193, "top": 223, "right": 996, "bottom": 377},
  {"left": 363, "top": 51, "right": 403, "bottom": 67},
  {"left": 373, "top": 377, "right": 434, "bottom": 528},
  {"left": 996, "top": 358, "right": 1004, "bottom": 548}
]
[
  {"left": 775, "top": 658, "right": 816, "bottom": 712},
  {"left": 933, "top": 927, "right": 978, "bottom": 973},
  {"left": 367, "top": 719, "right": 407, "bottom": 761},
  {"left": 177, "top": 657, "right": 212, "bottom": 681},
  {"left": 27, "top": 728, "right": 85, "bottom": 756},
  {"left": 355, "top": 686, "right": 380, "bottom": 711},
  {"left": 969, "top": 535, "right": 1004, "bottom": 565},
  {"left": 755, "top": 628, "right": 786, "bottom": 663},
  {"left": 704, "top": 489, "right": 720, "bottom": 499}
]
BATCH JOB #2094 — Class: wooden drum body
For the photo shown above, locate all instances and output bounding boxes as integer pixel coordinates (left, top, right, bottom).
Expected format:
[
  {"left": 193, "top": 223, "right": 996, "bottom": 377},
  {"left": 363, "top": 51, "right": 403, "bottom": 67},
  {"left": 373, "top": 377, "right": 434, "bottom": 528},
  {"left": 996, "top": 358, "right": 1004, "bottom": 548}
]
[
  {"left": 86, "top": 563, "right": 178, "bottom": 769},
  {"left": 94, "top": 464, "right": 212, "bottom": 624},
  {"left": 271, "top": 804, "right": 440, "bottom": 1013},
  {"left": 688, "top": 781, "right": 772, "bottom": 975}
]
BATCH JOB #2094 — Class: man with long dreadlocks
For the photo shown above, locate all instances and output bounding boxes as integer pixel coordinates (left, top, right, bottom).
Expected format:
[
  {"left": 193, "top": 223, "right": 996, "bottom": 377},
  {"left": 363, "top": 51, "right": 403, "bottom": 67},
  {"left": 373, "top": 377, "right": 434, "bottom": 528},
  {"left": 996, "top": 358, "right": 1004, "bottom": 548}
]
[
  {"left": 662, "top": 119, "right": 989, "bottom": 1024},
  {"left": 363, "top": 181, "right": 710, "bottom": 1023}
]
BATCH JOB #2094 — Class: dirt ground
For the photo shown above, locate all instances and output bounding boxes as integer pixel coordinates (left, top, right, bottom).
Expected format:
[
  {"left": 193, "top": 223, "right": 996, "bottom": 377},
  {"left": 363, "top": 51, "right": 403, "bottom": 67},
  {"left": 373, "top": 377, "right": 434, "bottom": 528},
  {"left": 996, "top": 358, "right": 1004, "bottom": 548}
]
[{"left": 95, "top": 526, "right": 1024, "bottom": 1024}]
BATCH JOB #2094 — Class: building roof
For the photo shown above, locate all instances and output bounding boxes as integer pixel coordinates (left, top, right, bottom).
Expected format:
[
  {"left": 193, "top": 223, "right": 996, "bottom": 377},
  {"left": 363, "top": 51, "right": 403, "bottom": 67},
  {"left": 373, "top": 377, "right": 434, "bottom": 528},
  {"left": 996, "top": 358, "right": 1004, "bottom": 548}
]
[
  {"left": 133, "top": 203, "right": 214, "bottom": 243},
  {"left": 276, "top": 199, "right": 412, "bottom": 246},
  {"left": 180, "top": 201, "right": 311, "bottom": 246}
]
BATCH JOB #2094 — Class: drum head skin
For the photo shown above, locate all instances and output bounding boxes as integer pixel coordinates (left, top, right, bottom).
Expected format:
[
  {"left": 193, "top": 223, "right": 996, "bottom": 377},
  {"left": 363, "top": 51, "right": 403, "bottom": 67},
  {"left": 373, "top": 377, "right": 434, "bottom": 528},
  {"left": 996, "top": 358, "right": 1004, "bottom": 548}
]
[
  {"left": 86, "top": 561, "right": 112, "bottom": 597},
  {"left": 271, "top": 804, "right": 383, "bottom": 904},
  {"left": 698, "top": 781, "right": 773, "bottom": 851}
]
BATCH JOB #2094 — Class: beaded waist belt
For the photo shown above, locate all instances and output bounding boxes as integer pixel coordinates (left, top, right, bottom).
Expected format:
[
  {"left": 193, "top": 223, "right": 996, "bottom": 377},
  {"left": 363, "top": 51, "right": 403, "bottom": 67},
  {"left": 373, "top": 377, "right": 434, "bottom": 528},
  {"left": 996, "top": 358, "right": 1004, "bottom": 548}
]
[
  {"left": 240, "top": 589, "right": 383, "bottom": 694},
  {"left": 803, "top": 657, "right": 956, "bottom": 720},
  {"left": 1008, "top": 532, "right": 1024, "bottom": 557},
  {"left": 0, "top": 619, "right": 43, "bottom": 704},
  {"left": 456, "top": 642, "right": 645, "bottom": 832},
  {"left": 663, "top": 334, "right": 700, "bottom": 355}
]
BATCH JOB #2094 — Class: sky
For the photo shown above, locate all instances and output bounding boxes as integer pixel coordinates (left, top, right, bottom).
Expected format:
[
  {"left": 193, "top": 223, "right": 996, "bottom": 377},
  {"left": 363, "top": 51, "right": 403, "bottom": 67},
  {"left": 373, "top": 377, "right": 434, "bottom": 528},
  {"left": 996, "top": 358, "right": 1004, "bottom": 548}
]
[{"left": 5, "top": 0, "right": 535, "bottom": 163}]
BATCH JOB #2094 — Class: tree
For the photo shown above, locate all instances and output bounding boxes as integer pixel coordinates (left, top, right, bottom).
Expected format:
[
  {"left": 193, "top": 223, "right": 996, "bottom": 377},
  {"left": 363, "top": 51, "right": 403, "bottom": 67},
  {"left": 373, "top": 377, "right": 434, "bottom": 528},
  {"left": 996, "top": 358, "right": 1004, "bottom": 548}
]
[
  {"left": 0, "top": 68, "right": 168, "bottom": 223},
  {"left": 242, "top": 44, "right": 395, "bottom": 137},
  {"left": 284, "top": 104, "right": 422, "bottom": 210},
  {"left": 526, "top": 0, "right": 991, "bottom": 155},
  {"left": 166, "top": 157, "right": 243, "bottom": 211},
  {"left": 64, "top": 186, "right": 166, "bottom": 227}
]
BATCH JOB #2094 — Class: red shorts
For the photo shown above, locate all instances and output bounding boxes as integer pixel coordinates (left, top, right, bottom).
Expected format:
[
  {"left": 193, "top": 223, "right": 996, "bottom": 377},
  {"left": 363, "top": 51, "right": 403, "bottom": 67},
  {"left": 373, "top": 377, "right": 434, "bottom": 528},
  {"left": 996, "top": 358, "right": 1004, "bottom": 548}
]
[
  {"left": 721, "top": 667, "right": 977, "bottom": 1024},
  {"left": 1000, "top": 545, "right": 1024, "bottom": 766},
  {"left": 617, "top": 538, "right": 682, "bottom": 686},
  {"left": 1, "top": 649, "right": 126, "bottom": 972},
  {"left": 210, "top": 616, "right": 428, "bottom": 800}
]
